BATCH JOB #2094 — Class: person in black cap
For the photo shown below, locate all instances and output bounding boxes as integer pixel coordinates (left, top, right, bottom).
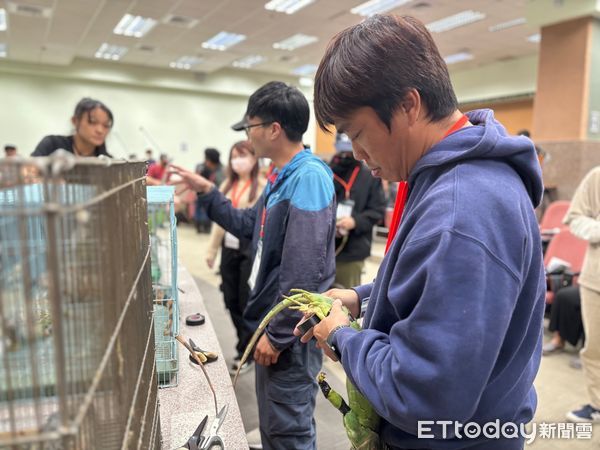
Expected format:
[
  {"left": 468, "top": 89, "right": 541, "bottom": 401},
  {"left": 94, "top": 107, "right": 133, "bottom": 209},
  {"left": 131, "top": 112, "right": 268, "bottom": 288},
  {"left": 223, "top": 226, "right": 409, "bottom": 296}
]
[
  {"left": 170, "top": 81, "right": 336, "bottom": 450},
  {"left": 330, "top": 132, "right": 386, "bottom": 288}
]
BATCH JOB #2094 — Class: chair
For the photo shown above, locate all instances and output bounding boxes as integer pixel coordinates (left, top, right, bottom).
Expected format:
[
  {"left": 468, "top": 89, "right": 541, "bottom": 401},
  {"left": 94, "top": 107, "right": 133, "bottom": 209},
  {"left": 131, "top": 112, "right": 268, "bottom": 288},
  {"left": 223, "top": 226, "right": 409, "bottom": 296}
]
[
  {"left": 539, "top": 200, "right": 570, "bottom": 239},
  {"left": 543, "top": 229, "right": 588, "bottom": 304}
]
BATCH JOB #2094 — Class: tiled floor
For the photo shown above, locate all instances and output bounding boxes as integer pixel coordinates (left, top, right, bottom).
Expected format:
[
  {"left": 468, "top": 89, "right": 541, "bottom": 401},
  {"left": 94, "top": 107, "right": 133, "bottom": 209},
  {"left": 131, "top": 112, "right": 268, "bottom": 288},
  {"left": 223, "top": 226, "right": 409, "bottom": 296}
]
[{"left": 176, "top": 224, "right": 599, "bottom": 449}]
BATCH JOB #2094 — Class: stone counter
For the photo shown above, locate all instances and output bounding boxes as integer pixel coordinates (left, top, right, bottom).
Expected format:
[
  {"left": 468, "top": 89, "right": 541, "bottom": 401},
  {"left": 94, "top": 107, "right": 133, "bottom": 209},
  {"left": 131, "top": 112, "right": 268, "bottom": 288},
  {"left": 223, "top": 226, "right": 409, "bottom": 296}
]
[{"left": 159, "top": 265, "right": 248, "bottom": 449}]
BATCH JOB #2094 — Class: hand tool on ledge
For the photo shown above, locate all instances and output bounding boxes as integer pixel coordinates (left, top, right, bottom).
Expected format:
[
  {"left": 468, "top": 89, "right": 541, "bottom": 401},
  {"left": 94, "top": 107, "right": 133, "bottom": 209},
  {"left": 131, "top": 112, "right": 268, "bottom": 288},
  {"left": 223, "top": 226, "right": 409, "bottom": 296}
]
[
  {"left": 173, "top": 404, "right": 228, "bottom": 450},
  {"left": 188, "top": 338, "right": 219, "bottom": 365}
]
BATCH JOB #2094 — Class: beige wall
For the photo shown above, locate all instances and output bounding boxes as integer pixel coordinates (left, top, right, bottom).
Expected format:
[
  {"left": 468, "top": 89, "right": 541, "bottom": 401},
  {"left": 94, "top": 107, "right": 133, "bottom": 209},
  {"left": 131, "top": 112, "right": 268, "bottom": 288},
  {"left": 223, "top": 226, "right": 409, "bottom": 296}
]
[{"left": 0, "top": 59, "right": 313, "bottom": 168}]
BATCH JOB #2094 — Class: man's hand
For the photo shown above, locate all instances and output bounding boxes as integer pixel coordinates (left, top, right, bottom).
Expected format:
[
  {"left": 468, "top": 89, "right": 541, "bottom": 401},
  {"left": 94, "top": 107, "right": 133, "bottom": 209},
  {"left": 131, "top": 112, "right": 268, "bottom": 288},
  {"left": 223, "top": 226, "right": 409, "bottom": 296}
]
[
  {"left": 168, "top": 164, "right": 215, "bottom": 194},
  {"left": 206, "top": 256, "right": 215, "bottom": 269},
  {"left": 254, "top": 333, "right": 281, "bottom": 366},
  {"left": 323, "top": 288, "right": 360, "bottom": 318},
  {"left": 295, "top": 300, "right": 351, "bottom": 362}
]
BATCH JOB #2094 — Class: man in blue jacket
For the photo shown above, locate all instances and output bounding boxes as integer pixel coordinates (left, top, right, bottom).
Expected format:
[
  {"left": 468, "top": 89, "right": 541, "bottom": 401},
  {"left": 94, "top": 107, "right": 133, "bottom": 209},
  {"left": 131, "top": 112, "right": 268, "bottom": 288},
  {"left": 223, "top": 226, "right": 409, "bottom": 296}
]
[
  {"left": 297, "top": 15, "right": 545, "bottom": 450},
  {"left": 172, "top": 81, "right": 336, "bottom": 450}
]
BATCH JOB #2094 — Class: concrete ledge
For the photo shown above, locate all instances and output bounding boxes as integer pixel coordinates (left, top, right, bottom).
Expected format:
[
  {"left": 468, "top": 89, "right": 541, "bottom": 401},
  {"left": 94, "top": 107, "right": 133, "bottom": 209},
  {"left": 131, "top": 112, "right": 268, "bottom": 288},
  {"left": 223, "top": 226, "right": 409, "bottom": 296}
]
[{"left": 158, "top": 265, "right": 248, "bottom": 449}]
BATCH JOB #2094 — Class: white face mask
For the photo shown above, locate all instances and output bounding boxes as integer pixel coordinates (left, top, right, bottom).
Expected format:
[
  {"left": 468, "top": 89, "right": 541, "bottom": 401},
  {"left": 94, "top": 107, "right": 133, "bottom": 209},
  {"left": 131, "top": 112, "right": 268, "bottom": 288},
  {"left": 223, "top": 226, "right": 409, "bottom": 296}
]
[{"left": 231, "top": 156, "right": 254, "bottom": 175}]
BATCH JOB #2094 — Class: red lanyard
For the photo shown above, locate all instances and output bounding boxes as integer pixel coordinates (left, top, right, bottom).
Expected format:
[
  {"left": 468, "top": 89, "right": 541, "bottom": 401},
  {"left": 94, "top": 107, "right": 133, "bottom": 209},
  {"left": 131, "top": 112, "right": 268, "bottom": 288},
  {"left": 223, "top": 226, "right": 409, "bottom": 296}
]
[
  {"left": 259, "top": 165, "right": 279, "bottom": 240},
  {"left": 384, "top": 114, "right": 469, "bottom": 254},
  {"left": 333, "top": 166, "right": 360, "bottom": 200},
  {"left": 230, "top": 179, "right": 252, "bottom": 208}
]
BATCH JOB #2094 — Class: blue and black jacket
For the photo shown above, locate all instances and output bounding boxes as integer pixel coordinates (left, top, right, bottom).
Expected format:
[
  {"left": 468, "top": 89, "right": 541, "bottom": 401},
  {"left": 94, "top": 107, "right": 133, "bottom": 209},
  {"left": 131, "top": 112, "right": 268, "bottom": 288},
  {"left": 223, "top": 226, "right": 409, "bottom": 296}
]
[{"left": 199, "top": 149, "right": 336, "bottom": 351}]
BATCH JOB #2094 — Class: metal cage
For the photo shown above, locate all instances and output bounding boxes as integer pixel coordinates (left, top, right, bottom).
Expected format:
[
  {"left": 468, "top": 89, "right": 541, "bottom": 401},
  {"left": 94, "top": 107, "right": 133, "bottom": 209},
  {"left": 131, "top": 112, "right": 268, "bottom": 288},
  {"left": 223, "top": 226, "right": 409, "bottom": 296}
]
[
  {"left": 0, "top": 155, "right": 161, "bottom": 449},
  {"left": 146, "top": 186, "right": 179, "bottom": 388}
]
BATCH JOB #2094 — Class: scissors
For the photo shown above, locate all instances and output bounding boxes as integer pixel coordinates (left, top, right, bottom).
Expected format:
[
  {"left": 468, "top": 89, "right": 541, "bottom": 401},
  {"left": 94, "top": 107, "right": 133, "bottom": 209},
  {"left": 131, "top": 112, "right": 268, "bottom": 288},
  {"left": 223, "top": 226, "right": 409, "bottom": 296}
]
[{"left": 175, "top": 404, "right": 228, "bottom": 450}]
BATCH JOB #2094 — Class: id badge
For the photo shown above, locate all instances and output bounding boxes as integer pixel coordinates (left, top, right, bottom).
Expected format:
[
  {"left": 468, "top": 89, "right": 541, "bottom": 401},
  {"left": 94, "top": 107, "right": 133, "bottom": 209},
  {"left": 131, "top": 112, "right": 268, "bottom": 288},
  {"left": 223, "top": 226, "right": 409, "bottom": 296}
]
[
  {"left": 224, "top": 232, "right": 240, "bottom": 250},
  {"left": 248, "top": 240, "right": 263, "bottom": 290},
  {"left": 336, "top": 199, "right": 355, "bottom": 220}
]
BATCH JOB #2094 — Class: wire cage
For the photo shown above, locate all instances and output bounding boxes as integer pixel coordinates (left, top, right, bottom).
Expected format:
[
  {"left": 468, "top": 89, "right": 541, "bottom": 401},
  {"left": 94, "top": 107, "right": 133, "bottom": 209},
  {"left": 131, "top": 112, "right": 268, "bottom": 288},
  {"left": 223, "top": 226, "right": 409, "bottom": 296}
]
[
  {"left": 0, "top": 155, "right": 161, "bottom": 449},
  {"left": 146, "top": 186, "right": 179, "bottom": 388}
]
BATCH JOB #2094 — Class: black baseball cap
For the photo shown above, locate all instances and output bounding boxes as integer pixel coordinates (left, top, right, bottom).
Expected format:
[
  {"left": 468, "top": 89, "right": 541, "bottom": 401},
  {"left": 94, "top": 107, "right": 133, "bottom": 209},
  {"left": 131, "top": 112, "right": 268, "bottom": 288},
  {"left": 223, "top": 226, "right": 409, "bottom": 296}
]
[{"left": 231, "top": 115, "right": 249, "bottom": 132}]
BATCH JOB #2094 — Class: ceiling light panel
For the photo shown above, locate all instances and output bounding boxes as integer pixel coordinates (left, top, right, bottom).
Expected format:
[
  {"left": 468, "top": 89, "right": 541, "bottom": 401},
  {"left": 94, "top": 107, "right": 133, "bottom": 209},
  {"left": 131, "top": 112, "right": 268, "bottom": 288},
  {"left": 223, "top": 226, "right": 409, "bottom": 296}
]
[
  {"left": 273, "top": 34, "right": 318, "bottom": 51},
  {"left": 114, "top": 14, "right": 157, "bottom": 38},
  {"left": 488, "top": 17, "right": 526, "bottom": 32},
  {"left": 0, "top": 43, "right": 6, "bottom": 58},
  {"left": 351, "top": 0, "right": 412, "bottom": 17},
  {"left": 169, "top": 56, "right": 203, "bottom": 70},
  {"left": 0, "top": 9, "right": 6, "bottom": 31},
  {"left": 426, "top": 10, "right": 486, "bottom": 33},
  {"left": 444, "top": 52, "right": 473, "bottom": 65},
  {"left": 202, "top": 32, "right": 246, "bottom": 51},
  {"left": 292, "top": 64, "right": 318, "bottom": 76},
  {"left": 265, "top": 0, "right": 316, "bottom": 14},
  {"left": 233, "top": 55, "right": 267, "bottom": 68},
  {"left": 527, "top": 33, "right": 541, "bottom": 43},
  {"left": 95, "top": 43, "right": 128, "bottom": 60}
]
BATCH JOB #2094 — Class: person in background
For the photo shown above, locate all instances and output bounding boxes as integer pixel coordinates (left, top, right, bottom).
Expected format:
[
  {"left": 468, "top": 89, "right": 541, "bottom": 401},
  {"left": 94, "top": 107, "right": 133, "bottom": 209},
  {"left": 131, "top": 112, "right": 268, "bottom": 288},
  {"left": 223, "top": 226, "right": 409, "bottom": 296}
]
[
  {"left": 330, "top": 132, "right": 385, "bottom": 288},
  {"left": 4, "top": 145, "right": 17, "bottom": 157},
  {"left": 563, "top": 166, "right": 600, "bottom": 423},
  {"left": 146, "top": 153, "right": 170, "bottom": 185},
  {"left": 206, "top": 140, "right": 266, "bottom": 375},
  {"left": 32, "top": 98, "right": 113, "bottom": 157},
  {"left": 518, "top": 129, "right": 546, "bottom": 166},
  {"left": 542, "top": 285, "right": 584, "bottom": 356},
  {"left": 194, "top": 148, "right": 225, "bottom": 233},
  {"left": 297, "top": 14, "right": 545, "bottom": 450},
  {"left": 171, "top": 81, "right": 336, "bottom": 450},
  {"left": 145, "top": 148, "right": 156, "bottom": 166}
]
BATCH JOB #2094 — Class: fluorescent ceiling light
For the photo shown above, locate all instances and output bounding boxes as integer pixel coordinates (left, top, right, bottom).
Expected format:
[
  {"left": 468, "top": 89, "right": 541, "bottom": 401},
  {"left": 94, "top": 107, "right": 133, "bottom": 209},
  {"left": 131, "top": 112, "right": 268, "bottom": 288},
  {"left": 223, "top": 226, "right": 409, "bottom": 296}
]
[
  {"left": 527, "top": 33, "right": 541, "bottom": 43},
  {"left": 0, "top": 9, "right": 6, "bottom": 31},
  {"left": 233, "top": 55, "right": 266, "bottom": 68},
  {"left": 0, "top": 43, "right": 6, "bottom": 58},
  {"left": 94, "top": 43, "right": 128, "bottom": 60},
  {"left": 273, "top": 34, "right": 318, "bottom": 51},
  {"left": 169, "top": 56, "right": 203, "bottom": 70},
  {"left": 444, "top": 52, "right": 473, "bottom": 65},
  {"left": 292, "top": 64, "right": 318, "bottom": 76},
  {"left": 488, "top": 17, "right": 526, "bottom": 32},
  {"left": 299, "top": 77, "right": 314, "bottom": 87},
  {"left": 113, "top": 14, "right": 156, "bottom": 38},
  {"left": 427, "top": 10, "right": 486, "bottom": 33},
  {"left": 351, "top": 0, "right": 412, "bottom": 17},
  {"left": 265, "top": 0, "right": 315, "bottom": 14},
  {"left": 202, "top": 31, "right": 246, "bottom": 51}
]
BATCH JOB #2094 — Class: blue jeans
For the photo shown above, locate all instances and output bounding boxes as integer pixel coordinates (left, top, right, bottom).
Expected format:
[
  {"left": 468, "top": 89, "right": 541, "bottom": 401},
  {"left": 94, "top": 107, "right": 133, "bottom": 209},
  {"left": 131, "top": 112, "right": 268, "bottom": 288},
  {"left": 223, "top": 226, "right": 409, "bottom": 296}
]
[{"left": 255, "top": 339, "right": 322, "bottom": 450}]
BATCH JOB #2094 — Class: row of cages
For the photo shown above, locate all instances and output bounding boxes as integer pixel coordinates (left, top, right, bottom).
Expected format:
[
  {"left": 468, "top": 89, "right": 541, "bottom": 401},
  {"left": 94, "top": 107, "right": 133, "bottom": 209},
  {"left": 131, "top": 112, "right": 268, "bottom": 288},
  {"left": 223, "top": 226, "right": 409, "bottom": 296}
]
[{"left": 0, "top": 155, "right": 180, "bottom": 449}]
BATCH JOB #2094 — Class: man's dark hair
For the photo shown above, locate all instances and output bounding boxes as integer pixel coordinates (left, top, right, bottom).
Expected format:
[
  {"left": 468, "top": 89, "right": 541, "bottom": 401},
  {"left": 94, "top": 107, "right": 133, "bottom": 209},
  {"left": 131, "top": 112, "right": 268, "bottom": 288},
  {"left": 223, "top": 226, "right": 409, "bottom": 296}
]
[
  {"left": 204, "top": 147, "right": 221, "bottom": 165},
  {"left": 517, "top": 129, "right": 531, "bottom": 138},
  {"left": 314, "top": 14, "right": 457, "bottom": 131},
  {"left": 4, "top": 145, "right": 16, "bottom": 151},
  {"left": 246, "top": 81, "right": 309, "bottom": 142}
]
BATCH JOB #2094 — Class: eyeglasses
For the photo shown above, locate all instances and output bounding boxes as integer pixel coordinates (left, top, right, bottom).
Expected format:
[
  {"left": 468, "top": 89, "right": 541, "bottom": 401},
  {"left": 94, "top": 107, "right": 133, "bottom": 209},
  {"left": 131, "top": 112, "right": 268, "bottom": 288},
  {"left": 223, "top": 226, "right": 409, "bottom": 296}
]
[{"left": 243, "top": 122, "right": 272, "bottom": 136}]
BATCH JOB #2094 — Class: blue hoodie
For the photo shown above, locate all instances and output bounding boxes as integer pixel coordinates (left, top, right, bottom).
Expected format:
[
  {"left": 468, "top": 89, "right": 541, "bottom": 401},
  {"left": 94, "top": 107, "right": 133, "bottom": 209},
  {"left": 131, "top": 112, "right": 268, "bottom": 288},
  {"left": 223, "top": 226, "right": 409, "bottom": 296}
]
[
  {"left": 333, "top": 110, "right": 546, "bottom": 449},
  {"left": 200, "top": 149, "right": 337, "bottom": 350}
]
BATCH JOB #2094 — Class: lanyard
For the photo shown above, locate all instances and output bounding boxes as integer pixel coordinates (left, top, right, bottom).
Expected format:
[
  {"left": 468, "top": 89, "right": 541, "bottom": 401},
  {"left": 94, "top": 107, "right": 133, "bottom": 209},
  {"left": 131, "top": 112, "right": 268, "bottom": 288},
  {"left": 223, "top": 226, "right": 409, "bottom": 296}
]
[
  {"left": 384, "top": 114, "right": 469, "bottom": 254},
  {"left": 230, "top": 179, "right": 252, "bottom": 208},
  {"left": 333, "top": 166, "right": 360, "bottom": 200},
  {"left": 259, "top": 165, "right": 279, "bottom": 240}
]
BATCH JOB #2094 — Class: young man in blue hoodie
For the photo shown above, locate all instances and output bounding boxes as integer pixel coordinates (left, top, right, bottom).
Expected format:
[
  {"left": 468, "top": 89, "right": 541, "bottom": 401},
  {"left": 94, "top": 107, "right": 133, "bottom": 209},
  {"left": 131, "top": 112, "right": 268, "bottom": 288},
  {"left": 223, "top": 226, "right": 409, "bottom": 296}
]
[
  {"left": 171, "top": 81, "right": 336, "bottom": 450},
  {"left": 297, "top": 14, "right": 546, "bottom": 450}
]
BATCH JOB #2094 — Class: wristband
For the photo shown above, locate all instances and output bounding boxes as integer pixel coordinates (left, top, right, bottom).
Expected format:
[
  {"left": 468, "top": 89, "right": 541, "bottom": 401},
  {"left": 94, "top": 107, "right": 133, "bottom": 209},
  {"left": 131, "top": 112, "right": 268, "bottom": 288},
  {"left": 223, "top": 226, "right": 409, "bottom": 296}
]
[{"left": 326, "top": 324, "right": 350, "bottom": 359}]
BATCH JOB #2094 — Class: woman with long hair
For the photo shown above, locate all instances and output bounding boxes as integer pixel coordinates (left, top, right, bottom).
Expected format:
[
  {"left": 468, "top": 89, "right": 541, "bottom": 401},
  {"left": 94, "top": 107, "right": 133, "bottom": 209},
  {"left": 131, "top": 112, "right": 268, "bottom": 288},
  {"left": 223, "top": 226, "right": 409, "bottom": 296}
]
[
  {"left": 206, "top": 140, "right": 265, "bottom": 374},
  {"left": 32, "top": 97, "right": 113, "bottom": 157}
]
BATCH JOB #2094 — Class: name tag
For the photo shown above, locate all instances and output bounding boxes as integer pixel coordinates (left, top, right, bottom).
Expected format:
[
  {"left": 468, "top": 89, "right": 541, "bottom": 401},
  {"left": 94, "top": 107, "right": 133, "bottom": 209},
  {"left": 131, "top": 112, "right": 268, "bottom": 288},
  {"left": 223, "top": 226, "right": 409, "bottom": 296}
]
[
  {"left": 224, "top": 232, "right": 240, "bottom": 250},
  {"left": 248, "top": 240, "right": 263, "bottom": 291},
  {"left": 336, "top": 199, "right": 355, "bottom": 220}
]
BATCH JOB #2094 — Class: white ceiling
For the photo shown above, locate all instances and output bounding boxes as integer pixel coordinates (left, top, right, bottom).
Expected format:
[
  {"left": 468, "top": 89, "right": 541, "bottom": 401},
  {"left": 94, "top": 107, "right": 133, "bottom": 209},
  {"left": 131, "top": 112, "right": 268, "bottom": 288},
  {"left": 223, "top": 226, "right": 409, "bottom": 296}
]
[{"left": 0, "top": 0, "right": 540, "bottom": 76}]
